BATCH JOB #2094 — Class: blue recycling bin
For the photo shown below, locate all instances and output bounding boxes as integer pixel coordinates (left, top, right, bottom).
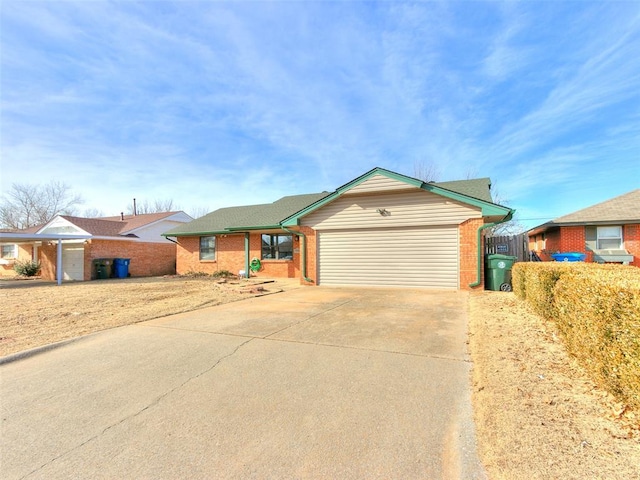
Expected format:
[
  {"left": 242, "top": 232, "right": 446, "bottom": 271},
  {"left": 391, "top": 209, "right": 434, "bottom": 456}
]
[
  {"left": 551, "top": 252, "right": 586, "bottom": 262},
  {"left": 113, "top": 258, "right": 130, "bottom": 278}
]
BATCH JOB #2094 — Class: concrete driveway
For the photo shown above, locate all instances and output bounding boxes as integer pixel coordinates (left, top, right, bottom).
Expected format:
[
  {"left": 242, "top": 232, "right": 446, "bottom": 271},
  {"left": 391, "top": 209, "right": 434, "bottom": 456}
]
[{"left": 1, "top": 287, "right": 485, "bottom": 479}]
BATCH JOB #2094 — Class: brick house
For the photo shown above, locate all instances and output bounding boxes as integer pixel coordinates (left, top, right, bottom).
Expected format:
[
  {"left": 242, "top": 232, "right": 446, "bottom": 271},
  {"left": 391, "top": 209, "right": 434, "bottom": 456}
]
[
  {"left": 0, "top": 211, "right": 192, "bottom": 282},
  {"left": 528, "top": 189, "right": 640, "bottom": 266},
  {"left": 164, "top": 168, "right": 513, "bottom": 290}
]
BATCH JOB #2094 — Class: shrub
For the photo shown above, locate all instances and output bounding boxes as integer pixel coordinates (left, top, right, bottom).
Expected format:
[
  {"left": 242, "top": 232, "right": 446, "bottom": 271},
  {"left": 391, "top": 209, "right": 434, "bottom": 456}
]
[
  {"left": 14, "top": 259, "right": 41, "bottom": 277},
  {"left": 513, "top": 262, "right": 640, "bottom": 410},
  {"left": 183, "top": 271, "right": 210, "bottom": 277},
  {"left": 553, "top": 268, "right": 640, "bottom": 410},
  {"left": 211, "top": 270, "right": 234, "bottom": 278}
]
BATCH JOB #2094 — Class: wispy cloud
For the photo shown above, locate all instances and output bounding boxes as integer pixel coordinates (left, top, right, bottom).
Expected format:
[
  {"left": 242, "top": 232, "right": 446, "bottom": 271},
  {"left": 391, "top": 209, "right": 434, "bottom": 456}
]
[{"left": 1, "top": 1, "right": 639, "bottom": 226}]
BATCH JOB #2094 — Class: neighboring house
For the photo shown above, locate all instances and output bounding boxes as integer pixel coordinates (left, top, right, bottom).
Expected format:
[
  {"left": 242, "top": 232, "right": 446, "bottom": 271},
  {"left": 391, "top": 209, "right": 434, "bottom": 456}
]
[
  {"left": 0, "top": 211, "right": 193, "bottom": 282},
  {"left": 164, "top": 167, "right": 513, "bottom": 290},
  {"left": 528, "top": 189, "right": 640, "bottom": 266}
]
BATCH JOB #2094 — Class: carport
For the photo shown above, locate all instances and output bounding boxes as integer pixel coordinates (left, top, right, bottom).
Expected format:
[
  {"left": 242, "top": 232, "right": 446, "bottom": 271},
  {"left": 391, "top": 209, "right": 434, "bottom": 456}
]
[{"left": 0, "top": 232, "right": 91, "bottom": 285}]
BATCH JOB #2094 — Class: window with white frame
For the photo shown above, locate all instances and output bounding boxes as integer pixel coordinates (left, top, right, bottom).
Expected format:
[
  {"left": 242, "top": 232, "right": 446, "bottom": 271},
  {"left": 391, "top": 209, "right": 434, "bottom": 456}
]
[
  {"left": 1, "top": 245, "right": 17, "bottom": 259},
  {"left": 597, "top": 226, "right": 623, "bottom": 249},
  {"left": 261, "top": 234, "right": 293, "bottom": 260},
  {"left": 199, "top": 236, "right": 216, "bottom": 260}
]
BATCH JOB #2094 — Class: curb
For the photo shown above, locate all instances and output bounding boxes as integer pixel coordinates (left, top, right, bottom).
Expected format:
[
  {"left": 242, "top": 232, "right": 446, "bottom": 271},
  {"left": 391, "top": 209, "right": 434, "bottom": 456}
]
[{"left": 0, "top": 335, "right": 91, "bottom": 366}]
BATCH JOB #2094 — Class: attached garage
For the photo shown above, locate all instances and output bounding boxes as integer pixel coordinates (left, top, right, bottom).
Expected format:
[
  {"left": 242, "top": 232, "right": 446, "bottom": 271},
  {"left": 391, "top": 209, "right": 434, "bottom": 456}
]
[
  {"left": 283, "top": 168, "right": 514, "bottom": 290},
  {"left": 318, "top": 226, "right": 459, "bottom": 288}
]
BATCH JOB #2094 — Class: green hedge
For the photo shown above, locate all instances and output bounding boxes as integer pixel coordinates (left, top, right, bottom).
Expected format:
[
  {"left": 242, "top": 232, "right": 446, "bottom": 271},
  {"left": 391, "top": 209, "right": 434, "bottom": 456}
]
[{"left": 512, "top": 262, "right": 640, "bottom": 411}]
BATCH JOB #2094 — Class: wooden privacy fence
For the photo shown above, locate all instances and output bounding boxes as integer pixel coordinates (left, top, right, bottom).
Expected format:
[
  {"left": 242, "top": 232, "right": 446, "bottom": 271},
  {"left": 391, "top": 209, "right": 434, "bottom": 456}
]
[{"left": 485, "top": 234, "right": 529, "bottom": 262}]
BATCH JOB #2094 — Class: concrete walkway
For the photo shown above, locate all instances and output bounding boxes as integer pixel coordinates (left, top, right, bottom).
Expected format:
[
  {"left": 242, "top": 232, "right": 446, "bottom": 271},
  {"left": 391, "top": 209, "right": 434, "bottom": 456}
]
[{"left": 1, "top": 287, "right": 486, "bottom": 479}]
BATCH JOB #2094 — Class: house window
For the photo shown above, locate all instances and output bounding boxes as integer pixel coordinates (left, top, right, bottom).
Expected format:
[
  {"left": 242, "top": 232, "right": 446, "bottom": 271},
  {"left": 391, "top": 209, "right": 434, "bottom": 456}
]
[
  {"left": 1, "top": 245, "right": 16, "bottom": 259},
  {"left": 597, "top": 226, "right": 622, "bottom": 249},
  {"left": 262, "top": 234, "right": 293, "bottom": 260},
  {"left": 199, "top": 236, "right": 216, "bottom": 260}
]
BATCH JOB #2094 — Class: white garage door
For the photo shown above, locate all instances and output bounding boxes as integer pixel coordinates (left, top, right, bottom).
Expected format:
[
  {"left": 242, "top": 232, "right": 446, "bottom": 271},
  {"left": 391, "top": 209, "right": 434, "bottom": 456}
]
[
  {"left": 318, "top": 226, "right": 459, "bottom": 288},
  {"left": 62, "top": 245, "right": 84, "bottom": 281}
]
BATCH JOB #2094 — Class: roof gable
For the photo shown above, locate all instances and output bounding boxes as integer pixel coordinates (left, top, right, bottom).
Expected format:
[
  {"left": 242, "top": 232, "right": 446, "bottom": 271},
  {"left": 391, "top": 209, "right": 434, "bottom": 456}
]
[
  {"left": 37, "top": 216, "right": 93, "bottom": 236},
  {"left": 282, "top": 167, "right": 510, "bottom": 226}
]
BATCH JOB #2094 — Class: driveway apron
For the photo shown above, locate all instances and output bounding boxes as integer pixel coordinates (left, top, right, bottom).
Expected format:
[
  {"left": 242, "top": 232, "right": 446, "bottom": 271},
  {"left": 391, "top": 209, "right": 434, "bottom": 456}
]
[{"left": 1, "top": 287, "right": 486, "bottom": 479}]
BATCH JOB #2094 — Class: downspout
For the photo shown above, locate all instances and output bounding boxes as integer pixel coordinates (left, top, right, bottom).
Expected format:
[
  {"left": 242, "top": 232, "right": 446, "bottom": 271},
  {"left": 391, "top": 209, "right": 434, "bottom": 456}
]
[
  {"left": 281, "top": 226, "right": 313, "bottom": 283},
  {"left": 468, "top": 211, "right": 514, "bottom": 288},
  {"left": 244, "top": 233, "right": 250, "bottom": 279}
]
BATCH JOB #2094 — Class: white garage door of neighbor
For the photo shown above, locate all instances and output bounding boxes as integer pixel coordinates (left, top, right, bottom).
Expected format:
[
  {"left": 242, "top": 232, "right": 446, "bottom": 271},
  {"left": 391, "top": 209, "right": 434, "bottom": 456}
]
[
  {"left": 62, "top": 245, "right": 84, "bottom": 281},
  {"left": 318, "top": 226, "right": 459, "bottom": 288}
]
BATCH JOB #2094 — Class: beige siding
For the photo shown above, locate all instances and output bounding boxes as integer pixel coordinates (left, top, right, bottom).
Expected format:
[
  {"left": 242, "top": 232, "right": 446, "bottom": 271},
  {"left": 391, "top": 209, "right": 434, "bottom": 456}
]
[
  {"left": 302, "top": 190, "right": 481, "bottom": 229},
  {"left": 346, "top": 174, "right": 420, "bottom": 194},
  {"left": 318, "top": 226, "right": 459, "bottom": 288}
]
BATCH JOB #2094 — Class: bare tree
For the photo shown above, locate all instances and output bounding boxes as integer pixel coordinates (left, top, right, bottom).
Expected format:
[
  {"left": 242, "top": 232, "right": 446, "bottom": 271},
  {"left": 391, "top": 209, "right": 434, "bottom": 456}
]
[
  {"left": 83, "top": 207, "right": 105, "bottom": 218},
  {"left": 487, "top": 182, "right": 526, "bottom": 235},
  {"left": 0, "top": 181, "right": 83, "bottom": 229},
  {"left": 413, "top": 160, "right": 441, "bottom": 182},
  {"left": 127, "top": 198, "right": 178, "bottom": 215},
  {"left": 187, "top": 206, "right": 210, "bottom": 219}
]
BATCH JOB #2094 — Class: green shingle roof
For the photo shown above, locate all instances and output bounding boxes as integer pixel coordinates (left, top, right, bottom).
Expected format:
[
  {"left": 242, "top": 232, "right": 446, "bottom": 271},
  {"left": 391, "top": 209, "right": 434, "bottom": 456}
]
[
  {"left": 164, "top": 193, "right": 330, "bottom": 236},
  {"left": 431, "top": 178, "right": 493, "bottom": 203}
]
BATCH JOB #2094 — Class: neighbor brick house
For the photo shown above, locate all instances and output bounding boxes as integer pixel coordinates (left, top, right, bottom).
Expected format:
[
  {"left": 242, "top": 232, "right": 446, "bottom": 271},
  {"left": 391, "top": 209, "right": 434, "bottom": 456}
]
[
  {"left": 164, "top": 168, "right": 513, "bottom": 290},
  {"left": 528, "top": 189, "right": 640, "bottom": 266},
  {"left": 0, "top": 211, "right": 192, "bottom": 282}
]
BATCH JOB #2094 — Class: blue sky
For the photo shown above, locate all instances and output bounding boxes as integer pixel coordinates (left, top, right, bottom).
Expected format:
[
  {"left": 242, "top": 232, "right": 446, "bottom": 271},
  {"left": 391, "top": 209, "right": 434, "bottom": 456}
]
[{"left": 1, "top": 1, "right": 639, "bottom": 229}]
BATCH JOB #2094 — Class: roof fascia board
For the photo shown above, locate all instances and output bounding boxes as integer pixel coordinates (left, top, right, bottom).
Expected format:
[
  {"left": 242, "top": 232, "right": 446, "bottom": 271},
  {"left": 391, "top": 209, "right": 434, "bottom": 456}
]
[
  {"left": 0, "top": 233, "right": 92, "bottom": 242},
  {"left": 282, "top": 167, "right": 512, "bottom": 225},
  {"left": 421, "top": 183, "right": 511, "bottom": 217}
]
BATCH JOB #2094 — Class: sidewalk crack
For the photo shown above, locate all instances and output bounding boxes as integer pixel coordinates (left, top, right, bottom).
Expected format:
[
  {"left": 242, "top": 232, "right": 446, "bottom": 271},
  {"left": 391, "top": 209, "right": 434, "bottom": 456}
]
[{"left": 19, "top": 337, "right": 253, "bottom": 480}]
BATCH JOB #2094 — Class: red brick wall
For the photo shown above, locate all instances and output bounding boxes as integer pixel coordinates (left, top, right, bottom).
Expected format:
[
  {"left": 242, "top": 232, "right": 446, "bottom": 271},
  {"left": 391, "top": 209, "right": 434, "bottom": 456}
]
[
  {"left": 39, "top": 244, "right": 57, "bottom": 280},
  {"left": 86, "top": 240, "right": 176, "bottom": 279},
  {"left": 460, "top": 218, "right": 484, "bottom": 290},
  {"left": 176, "top": 233, "right": 300, "bottom": 279},
  {"left": 300, "top": 226, "right": 317, "bottom": 285},
  {"left": 38, "top": 240, "right": 176, "bottom": 281},
  {"left": 529, "top": 224, "right": 639, "bottom": 266},
  {"left": 624, "top": 224, "right": 640, "bottom": 266},
  {"left": 558, "top": 226, "right": 585, "bottom": 253}
]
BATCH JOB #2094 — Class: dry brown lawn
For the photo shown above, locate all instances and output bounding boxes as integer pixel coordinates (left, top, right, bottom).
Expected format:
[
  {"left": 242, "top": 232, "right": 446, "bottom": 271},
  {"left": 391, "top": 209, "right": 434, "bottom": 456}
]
[
  {"left": 470, "top": 292, "right": 640, "bottom": 479},
  {"left": 0, "top": 276, "right": 296, "bottom": 357},
  {"left": 1, "top": 277, "right": 639, "bottom": 477}
]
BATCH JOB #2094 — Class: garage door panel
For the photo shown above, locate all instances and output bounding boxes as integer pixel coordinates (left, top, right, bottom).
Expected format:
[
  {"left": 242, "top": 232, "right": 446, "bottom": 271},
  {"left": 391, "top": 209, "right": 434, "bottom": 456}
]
[
  {"left": 318, "top": 226, "right": 458, "bottom": 288},
  {"left": 62, "top": 245, "right": 84, "bottom": 281}
]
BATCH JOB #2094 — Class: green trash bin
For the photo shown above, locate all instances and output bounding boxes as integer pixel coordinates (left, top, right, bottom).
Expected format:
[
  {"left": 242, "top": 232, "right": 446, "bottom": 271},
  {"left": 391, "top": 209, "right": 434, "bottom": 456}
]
[
  {"left": 485, "top": 254, "right": 517, "bottom": 291},
  {"left": 93, "top": 259, "right": 113, "bottom": 279}
]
